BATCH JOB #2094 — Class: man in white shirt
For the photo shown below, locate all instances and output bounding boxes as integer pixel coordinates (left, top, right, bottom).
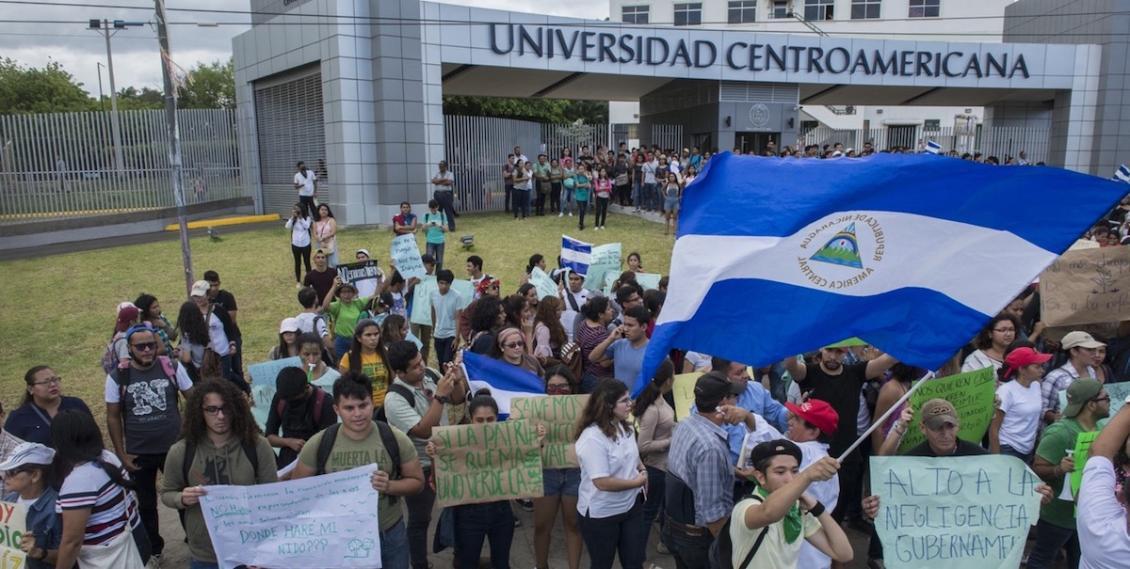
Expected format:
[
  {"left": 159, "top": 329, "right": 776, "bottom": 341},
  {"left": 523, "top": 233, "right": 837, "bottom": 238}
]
[
  {"left": 1076, "top": 397, "right": 1130, "bottom": 569},
  {"left": 560, "top": 270, "right": 591, "bottom": 342},
  {"left": 293, "top": 161, "right": 318, "bottom": 219},
  {"left": 430, "top": 160, "right": 456, "bottom": 231}
]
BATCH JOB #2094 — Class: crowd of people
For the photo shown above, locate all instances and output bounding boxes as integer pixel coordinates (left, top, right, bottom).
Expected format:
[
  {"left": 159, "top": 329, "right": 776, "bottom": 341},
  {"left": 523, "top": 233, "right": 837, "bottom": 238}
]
[{"left": 3, "top": 143, "right": 1130, "bottom": 569}]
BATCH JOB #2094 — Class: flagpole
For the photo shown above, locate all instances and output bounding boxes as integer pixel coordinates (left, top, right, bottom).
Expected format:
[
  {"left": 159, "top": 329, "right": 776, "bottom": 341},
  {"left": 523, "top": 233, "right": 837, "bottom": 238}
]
[{"left": 835, "top": 372, "right": 934, "bottom": 462}]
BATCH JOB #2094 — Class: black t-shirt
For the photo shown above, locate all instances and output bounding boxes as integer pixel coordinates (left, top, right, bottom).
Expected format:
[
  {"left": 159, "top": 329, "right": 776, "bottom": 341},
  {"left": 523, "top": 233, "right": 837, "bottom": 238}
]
[
  {"left": 304, "top": 268, "right": 337, "bottom": 304},
  {"left": 797, "top": 361, "right": 868, "bottom": 457},
  {"left": 265, "top": 388, "right": 337, "bottom": 467},
  {"left": 212, "top": 290, "right": 241, "bottom": 335},
  {"left": 905, "top": 439, "right": 987, "bottom": 457}
]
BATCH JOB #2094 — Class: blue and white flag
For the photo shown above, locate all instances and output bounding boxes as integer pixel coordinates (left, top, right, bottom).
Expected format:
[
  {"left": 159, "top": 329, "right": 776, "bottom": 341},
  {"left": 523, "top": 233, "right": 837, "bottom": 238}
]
[
  {"left": 1116, "top": 164, "right": 1130, "bottom": 184},
  {"left": 461, "top": 350, "right": 544, "bottom": 416},
  {"left": 633, "top": 152, "right": 1127, "bottom": 397},
  {"left": 561, "top": 235, "right": 592, "bottom": 276},
  {"left": 925, "top": 140, "right": 942, "bottom": 155}
]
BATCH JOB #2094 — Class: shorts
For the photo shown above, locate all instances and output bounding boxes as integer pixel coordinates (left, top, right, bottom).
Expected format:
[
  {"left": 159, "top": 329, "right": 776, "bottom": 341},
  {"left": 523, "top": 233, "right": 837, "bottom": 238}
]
[
  {"left": 542, "top": 468, "right": 581, "bottom": 497},
  {"left": 663, "top": 197, "right": 679, "bottom": 213}
]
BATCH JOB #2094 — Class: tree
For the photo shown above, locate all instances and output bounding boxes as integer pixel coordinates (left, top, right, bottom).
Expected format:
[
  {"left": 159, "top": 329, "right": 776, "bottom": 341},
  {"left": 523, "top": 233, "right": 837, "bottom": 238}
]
[
  {"left": 114, "top": 86, "right": 164, "bottom": 110},
  {"left": 0, "top": 58, "right": 94, "bottom": 114},
  {"left": 177, "top": 58, "right": 235, "bottom": 109},
  {"left": 443, "top": 95, "right": 608, "bottom": 123}
]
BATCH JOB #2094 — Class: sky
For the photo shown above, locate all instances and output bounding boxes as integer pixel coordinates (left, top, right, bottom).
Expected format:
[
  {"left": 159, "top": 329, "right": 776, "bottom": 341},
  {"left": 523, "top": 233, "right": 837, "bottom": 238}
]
[{"left": 1, "top": 0, "right": 608, "bottom": 98}]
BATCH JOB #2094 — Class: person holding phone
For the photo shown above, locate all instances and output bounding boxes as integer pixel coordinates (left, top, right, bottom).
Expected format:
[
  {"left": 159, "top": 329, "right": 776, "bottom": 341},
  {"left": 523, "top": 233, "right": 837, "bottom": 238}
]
[
  {"left": 587, "top": 306, "right": 651, "bottom": 386},
  {"left": 422, "top": 200, "right": 448, "bottom": 270}
]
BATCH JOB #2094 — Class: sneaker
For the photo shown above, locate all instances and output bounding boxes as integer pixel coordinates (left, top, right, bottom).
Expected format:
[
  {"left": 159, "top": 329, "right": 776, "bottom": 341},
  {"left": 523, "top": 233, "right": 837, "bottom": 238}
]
[
  {"left": 568, "top": 212, "right": 573, "bottom": 217},
  {"left": 295, "top": 282, "right": 302, "bottom": 289},
  {"left": 558, "top": 212, "right": 563, "bottom": 217}
]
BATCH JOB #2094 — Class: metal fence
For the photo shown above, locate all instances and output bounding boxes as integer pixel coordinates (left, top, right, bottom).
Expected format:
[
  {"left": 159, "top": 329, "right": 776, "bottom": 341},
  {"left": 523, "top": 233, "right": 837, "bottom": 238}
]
[
  {"left": 444, "top": 115, "right": 684, "bottom": 213},
  {"left": 0, "top": 108, "right": 242, "bottom": 222},
  {"left": 798, "top": 125, "right": 1051, "bottom": 163}
]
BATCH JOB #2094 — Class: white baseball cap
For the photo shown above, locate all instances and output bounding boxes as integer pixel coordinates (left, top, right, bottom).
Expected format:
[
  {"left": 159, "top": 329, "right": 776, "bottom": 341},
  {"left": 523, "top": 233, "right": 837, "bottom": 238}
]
[
  {"left": 190, "top": 280, "right": 210, "bottom": 297},
  {"left": 0, "top": 442, "right": 55, "bottom": 472},
  {"left": 279, "top": 317, "right": 301, "bottom": 334}
]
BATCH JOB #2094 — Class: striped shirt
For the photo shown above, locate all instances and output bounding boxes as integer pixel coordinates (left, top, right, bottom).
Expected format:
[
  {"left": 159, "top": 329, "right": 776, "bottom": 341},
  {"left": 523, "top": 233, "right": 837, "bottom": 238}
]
[{"left": 56, "top": 451, "right": 137, "bottom": 545}]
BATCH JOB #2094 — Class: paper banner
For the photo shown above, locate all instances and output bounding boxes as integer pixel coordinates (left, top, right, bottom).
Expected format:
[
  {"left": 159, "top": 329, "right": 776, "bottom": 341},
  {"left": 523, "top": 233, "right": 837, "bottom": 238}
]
[
  {"left": 529, "top": 267, "right": 559, "bottom": 300},
  {"left": 432, "top": 420, "right": 544, "bottom": 507},
  {"left": 390, "top": 234, "right": 426, "bottom": 280},
  {"left": 0, "top": 501, "right": 27, "bottom": 569},
  {"left": 200, "top": 465, "right": 381, "bottom": 569},
  {"left": 1070, "top": 430, "right": 1100, "bottom": 496},
  {"left": 583, "top": 242, "right": 622, "bottom": 291},
  {"left": 871, "top": 455, "right": 1042, "bottom": 569},
  {"left": 336, "top": 260, "right": 382, "bottom": 299},
  {"left": 672, "top": 372, "right": 700, "bottom": 421},
  {"left": 247, "top": 357, "right": 303, "bottom": 431},
  {"left": 510, "top": 395, "right": 589, "bottom": 468},
  {"left": 635, "top": 273, "right": 662, "bottom": 291},
  {"left": 451, "top": 280, "right": 475, "bottom": 310},
  {"left": 1040, "top": 246, "right": 1130, "bottom": 327},
  {"left": 409, "top": 275, "right": 438, "bottom": 327},
  {"left": 897, "top": 368, "right": 995, "bottom": 453}
]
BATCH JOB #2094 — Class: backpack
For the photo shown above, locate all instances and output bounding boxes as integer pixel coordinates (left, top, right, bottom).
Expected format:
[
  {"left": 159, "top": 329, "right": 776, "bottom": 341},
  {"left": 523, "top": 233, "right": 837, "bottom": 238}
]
[
  {"left": 373, "top": 383, "right": 417, "bottom": 423},
  {"left": 182, "top": 438, "right": 260, "bottom": 486},
  {"left": 276, "top": 385, "right": 328, "bottom": 425},
  {"left": 314, "top": 421, "right": 402, "bottom": 503},
  {"left": 101, "top": 333, "right": 126, "bottom": 375},
  {"left": 711, "top": 494, "right": 770, "bottom": 569}
]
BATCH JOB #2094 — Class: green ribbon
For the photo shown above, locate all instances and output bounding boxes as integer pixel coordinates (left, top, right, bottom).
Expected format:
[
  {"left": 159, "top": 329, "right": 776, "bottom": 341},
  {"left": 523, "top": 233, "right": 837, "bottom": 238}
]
[{"left": 755, "top": 487, "right": 802, "bottom": 543}]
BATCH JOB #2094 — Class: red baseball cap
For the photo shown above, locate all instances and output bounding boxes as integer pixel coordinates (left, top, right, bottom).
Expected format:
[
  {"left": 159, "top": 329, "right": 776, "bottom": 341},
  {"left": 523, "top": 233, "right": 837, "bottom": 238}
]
[
  {"left": 1002, "top": 347, "right": 1052, "bottom": 379},
  {"left": 785, "top": 399, "right": 839, "bottom": 437}
]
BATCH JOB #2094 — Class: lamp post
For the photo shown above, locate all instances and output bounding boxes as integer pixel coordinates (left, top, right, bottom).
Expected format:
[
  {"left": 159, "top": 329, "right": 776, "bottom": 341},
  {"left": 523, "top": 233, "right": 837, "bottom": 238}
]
[
  {"left": 95, "top": 62, "right": 105, "bottom": 112},
  {"left": 88, "top": 19, "right": 144, "bottom": 173}
]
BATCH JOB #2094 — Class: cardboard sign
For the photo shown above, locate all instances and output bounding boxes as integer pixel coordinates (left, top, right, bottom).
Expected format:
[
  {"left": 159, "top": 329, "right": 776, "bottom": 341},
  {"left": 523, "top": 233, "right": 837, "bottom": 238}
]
[
  {"left": 671, "top": 372, "right": 700, "bottom": 421},
  {"left": 510, "top": 395, "right": 588, "bottom": 468},
  {"left": 247, "top": 357, "right": 303, "bottom": 431},
  {"left": 0, "top": 501, "right": 27, "bottom": 569},
  {"left": 390, "top": 234, "right": 426, "bottom": 280},
  {"left": 529, "top": 267, "right": 559, "bottom": 300},
  {"left": 1040, "top": 246, "right": 1130, "bottom": 327},
  {"left": 1070, "top": 430, "right": 1100, "bottom": 496},
  {"left": 583, "top": 243, "right": 622, "bottom": 292},
  {"left": 871, "top": 456, "right": 1042, "bottom": 569},
  {"left": 409, "top": 275, "right": 438, "bottom": 327},
  {"left": 432, "top": 420, "right": 544, "bottom": 507},
  {"left": 451, "top": 279, "right": 475, "bottom": 310},
  {"left": 336, "top": 260, "right": 382, "bottom": 298},
  {"left": 897, "top": 368, "right": 996, "bottom": 453}
]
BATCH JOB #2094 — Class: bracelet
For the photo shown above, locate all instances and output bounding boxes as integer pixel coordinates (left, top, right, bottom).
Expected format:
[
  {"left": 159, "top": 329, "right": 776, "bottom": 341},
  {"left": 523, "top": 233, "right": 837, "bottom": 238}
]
[{"left": 808, "top": 501, "right": 826, "bottom": 518}]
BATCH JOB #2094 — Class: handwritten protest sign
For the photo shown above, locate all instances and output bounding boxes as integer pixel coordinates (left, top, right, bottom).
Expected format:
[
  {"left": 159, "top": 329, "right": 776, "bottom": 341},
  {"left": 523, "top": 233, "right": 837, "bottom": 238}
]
[
  {"left": 390, "top": 234, "right": 426, "bottom": 279},
  {"left": 0, "top": 502, "right": 27, "bottom": 569},
  {"left": 247, "top": 357, "right": 303, "bottom": 431},
  {"left": 432, "top": 420, "right": 544, "bottom": 507},
  {"left": 201, "top": 464, "right": 380, "bottom": 569},
  {"left": 409, "top": 275, "right": 438, "bottom": 326},
  {"left": 583, "top": 242, "right": 621, "bottom": 291},
  {"left": 1070, "top": 431, "right": 1099, "bottom": 496},
  {"left": 671, "top": 373, "right": 699, "bottom": 421},
  {"left": 511, "top": 395, "right": 588, "bottom": 468},
  {"left": 336, "top": 260, "right": 382, "bottom": 298},
  {"left": 529, "top": 267, "right": 559, "bottom": 300},
  {"left": 897, "top": 368, "right": 995, "bottom": 453},
  {"left": 1040, "top": 246, "right": 1130, "bottom": 327},
  {"left": 636, "top": 273, "right": 662, "bottom": 291},
  {"left": 871, "top": 455, "right": 1042, "bottom": 569},
  {"left": 451, "top": 279, "right": 475, "bottom": 310}
]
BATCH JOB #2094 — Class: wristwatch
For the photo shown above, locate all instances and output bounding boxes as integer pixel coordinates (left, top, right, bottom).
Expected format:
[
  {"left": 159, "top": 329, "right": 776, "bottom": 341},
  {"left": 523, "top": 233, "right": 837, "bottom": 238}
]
[{"left": 435, "top": 394, "right": 451, "bottom": 405}]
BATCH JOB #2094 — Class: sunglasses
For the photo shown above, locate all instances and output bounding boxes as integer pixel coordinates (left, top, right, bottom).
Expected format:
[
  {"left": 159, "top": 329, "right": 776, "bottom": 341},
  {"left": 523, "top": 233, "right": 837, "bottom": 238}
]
[
  {"left": 503, "top": 342, "right": 525, "bottom": 349},
  {"left": 131, "top": 342, "right": 157, "bottom": 352}
]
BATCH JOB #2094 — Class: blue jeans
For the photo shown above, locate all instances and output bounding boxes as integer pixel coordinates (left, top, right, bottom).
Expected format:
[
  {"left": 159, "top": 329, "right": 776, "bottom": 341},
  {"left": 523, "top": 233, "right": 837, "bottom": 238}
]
[
  {"left": 434, "top": 336, "right": 456, "bottom": 369},
  {"left": 381, "top": 519, "right": 410, "bottom": 569},
  {"left": 1025, "top": 519, "right": 1080, "bottom": 569},
  {"left": 631, "top": 179, "right": 641, "bottom": 208},
  {"left": 560, "top": 185, "right": 573, "bottom": 213},
  {"left": 641, "top": 466, "right": 666, "bottom": 540},
  {"left": 333, "top": 335, "right": 351, "bottom": 362},
  {"left": 578, "top": 497, "right": 646, "bottom": 569},
  {"left": 1000, "top": 444, "right": 1034, "bottom": 465},
  {"left": 642, "top": 183, "right": 658, "bottom": 210},
  {"left": 454, "top": 501, "right": 515, "bottom": 569},
  {"left": 426, "top": 241, "right": 445, "bottom": 271},
  {"left": 513, "top": 189, "right": 530, "bottom": 218}
]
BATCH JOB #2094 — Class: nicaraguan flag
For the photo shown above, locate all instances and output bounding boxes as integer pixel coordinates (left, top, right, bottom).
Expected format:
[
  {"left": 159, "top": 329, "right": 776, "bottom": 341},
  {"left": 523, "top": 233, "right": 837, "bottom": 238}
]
[
  {"left": 633, "top": 152, "right": 1127, "bottom": 397},
  {"left": 925, "top": 140, "right": 942, "bottom": 155},
  {"left": 461, "top": 350, "right": 544, "bottom": 416},
  {"left": 1116, "top": 164, "right": 1130, "bottom": 183},
  {"left": 561, "top": 235, "right": 592, "bottom": 276}
]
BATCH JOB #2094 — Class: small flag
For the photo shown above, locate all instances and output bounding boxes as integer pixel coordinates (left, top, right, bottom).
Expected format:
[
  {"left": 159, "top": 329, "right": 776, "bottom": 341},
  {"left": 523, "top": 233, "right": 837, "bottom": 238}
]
[
  {"left": 560, "top": 235, "right": 592, "bottom": 276},
  {"left": 1116, "top": 164, "right": 1130, "bottom": 184},
  {"left": 461, "top": 351, "right": 545, "bottom": 416},
  {"left": 925, "top": 140, "right": 942, "bottom": 155}
]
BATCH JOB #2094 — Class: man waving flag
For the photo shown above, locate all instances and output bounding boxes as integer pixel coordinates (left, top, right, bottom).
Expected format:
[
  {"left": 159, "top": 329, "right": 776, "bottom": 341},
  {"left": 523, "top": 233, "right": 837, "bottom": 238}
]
[{"left": 633, "top": 152, "right": 1128, "bottom": 396}]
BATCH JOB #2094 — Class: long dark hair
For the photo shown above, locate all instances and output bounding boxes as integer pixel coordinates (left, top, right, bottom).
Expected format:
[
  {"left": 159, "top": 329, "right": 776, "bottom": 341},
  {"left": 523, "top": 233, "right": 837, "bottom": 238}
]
[
  {"left": 182, "top": 379, "right": 260, "bottom": 446},
  {"left": 22, "top": 365, "right": 51, "bottom": 406},
  {"left": 134, "top": 293, "right": 159, "bottom": 319},
  {"left": 534, "top": 296, "right": 566, "bottom": 350},
  {"left": 471, "top": 296, "right": 503, "bottom": 334},
  {"left": 177, "top": 300, "right": 209, "bottom": 346},
  {"left": 317, "top": 203, "right": 335, "bottom": 219},
  {"left": 633, "top": 358, "right": 674, "bottom": 417},
  {"left": 581, "top": 296, "right": 610, "bottom": 322},
  {"left": 502, "top": 294, "right": 526, "bottom": 329},
  {"left": 974, "top": 314, "right": 1019, "bottom": 350},
  {"left": 273, "top": 332, "right": 291, "bottom": 360},
  {"left": 381, "top": 314, "right": 408, "bottom": 344},
  {"left": 526, "top": 254, "right": 544, "bottom": 275},
  {"left": 544, "top": 364, "right": 578, "bottom": 393},
  {"left": 348, "top": 319, "right": 385, "bottom": 373},
  {"left": 575, "top": 379, "right": 633, "bottom": 441},
  {"left": 51, "top": 409, "right": 134, "bottom": 491},
  {"left": 468, "top": 390, "right": 500, "bottom": 418}
]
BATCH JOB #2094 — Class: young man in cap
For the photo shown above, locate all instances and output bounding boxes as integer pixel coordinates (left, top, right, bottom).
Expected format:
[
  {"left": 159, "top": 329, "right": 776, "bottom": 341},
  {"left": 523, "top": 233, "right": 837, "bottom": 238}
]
[
  {"left": 1042, "top": 331, "right": 1103, "bottom": 423},
  {"left": 0, "top": 442, "right": 59, "bottom": 568},
  {"left": 728, "top": 440, "right": 852, "bottom": 568},
  {"left": 665, "top": 372, "right": 754, "bottom": 569},
  {"left": 1076, "top": 392, "right": 1130, "bottom": 568},
  {"left": 1028, "top": 379, "right": 1110, "bottom": 569},
  {"left": 784, "top": 399, "right": 841, "bottom": 569},
  {"left": 204, "top": 270, "right": 244, "bottom": 383},
  {"left": 263, "top": 367, "right": 338, "bottom": 469}
]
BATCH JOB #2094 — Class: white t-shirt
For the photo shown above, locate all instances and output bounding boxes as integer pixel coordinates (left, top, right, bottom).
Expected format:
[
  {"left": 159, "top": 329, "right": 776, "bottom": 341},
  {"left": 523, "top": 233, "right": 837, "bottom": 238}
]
[
  {"left": 286, "top": 216, "right": 312, "bottom": 247},
  {"left": 996, "top": 380, "right": 1043, "bottom": 454},
  {"left": 961, "top": 349, "right": 1002, "bottom": 373},
  {"left": 575, "top": 423, "right": 641, "bottom": 519},
  {"left": 294, "top": 312, "right": 329, "bottom": 338},
  {"left": 1077, "top": 456, "right": 1130, "bottom": 569},
  {"left": 796, "top": 440, "right": 839, "bottom": 569},
  {"left": 683, "top": 351, "right": 712, "bottom": 371},
  {"left": 432, "top": 170, "right": 454, "bottom": 193},
  {"left": 294, "top": 170, "right": 316, "bottom": 197},
  {"left": 731, "top": 496, "right": 821, "bottom": 569}
]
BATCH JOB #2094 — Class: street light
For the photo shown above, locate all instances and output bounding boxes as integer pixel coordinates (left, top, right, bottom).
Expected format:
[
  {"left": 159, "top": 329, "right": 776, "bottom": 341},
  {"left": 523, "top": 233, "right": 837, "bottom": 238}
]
[
  {"left": 88, "top": 18, "right": 145, "bottom": 173},
  {"left": 95, "top": 62, "right": 105, "bottom": 112}
]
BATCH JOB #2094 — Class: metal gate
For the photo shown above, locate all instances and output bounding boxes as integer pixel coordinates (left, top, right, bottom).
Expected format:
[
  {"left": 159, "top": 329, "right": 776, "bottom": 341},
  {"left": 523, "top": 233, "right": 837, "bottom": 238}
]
[{"left": 254, "top": 67, "right": 326, "bottom": 216}]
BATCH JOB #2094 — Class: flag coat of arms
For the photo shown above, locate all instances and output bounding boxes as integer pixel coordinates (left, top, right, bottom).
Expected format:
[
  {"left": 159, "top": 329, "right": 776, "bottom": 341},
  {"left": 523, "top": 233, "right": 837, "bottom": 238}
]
[{"left": 634, "top": 152, "right": 1129, "bottom": 396}]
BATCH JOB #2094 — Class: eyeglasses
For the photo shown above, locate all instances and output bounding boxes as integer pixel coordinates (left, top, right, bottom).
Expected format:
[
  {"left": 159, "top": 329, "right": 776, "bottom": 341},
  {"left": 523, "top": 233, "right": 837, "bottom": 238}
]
[
  {"left": 503, "top": 342, "right": 525, "bottom": 349},
  {"left": 203, "top": 405, "right": 230, "bottom": 416},
  {"left": 32, "top": 377, "right": 62, "bottom": 387},
  {"left": 547, "top": 385, "right": 572, "bottom": 395},
  {"left": 131, "top": 342, "right": 157, "bottom": 352}
]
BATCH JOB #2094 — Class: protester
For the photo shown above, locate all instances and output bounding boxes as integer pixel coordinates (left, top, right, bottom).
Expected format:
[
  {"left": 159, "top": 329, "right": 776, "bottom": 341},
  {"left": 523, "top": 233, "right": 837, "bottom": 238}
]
[
  {"left": 264, "top": 367, "right": 338, "bottom": 468},
  {"left": 430, "top": 269, "right": 462, "bottom": 369},
  {"left": 549, "top": 158, "right": 564, "bottom": 215},
  {"left": 384, "top": 340, "right": 464, "bottom": 569},
  {"left": 324, "top": 276, "right": 376, "bottom": 359},
  {"left": 294, "top": 286, "right": 334, "bottom": 355},
  {"left": 107, "top": 302, "right": 140, "bottom": 369},
  {"left": 267, "top": 317, "right": 301, "bottom": 360},
  {"left": 180, "top": 280, "right": 240, "bottom": 387},
  {"left": 423, "top": 199, "right": 448, "bottom": 269},
  {"left": 727, "top": 440, "right": 852, "bottom": 568},
  {"left": 466, "top": 255, "right": 490, "bottom": 298},
  {"left": 467, "top": 294, "right": 505, "bottom": 355},
  {"left": 4, "top": 366, "right": 91, "bottom": 446},
  {"left": 1042, "top": 331, "right": 1103, "bottom": 422},
  {"left": 532, "top": 296, "right": 567, "bottom": 364},
  {"left": 431, "top": 160, "right": 457, "bottom": 231},
  {"left": 161, "top": 379, "right": 279, "bottom": 569},
  {"left": 626, "top": 252, "right": 644, "bottom": 273},
  {"left": 594, "top": 166, "right": 612, "bottom": 230},
  {"left": 513, "top": 159, "right": 531, "bottom": 219},
  {"left": 560, "top": 270, "right": 591, "bottom": 342},
  {"left": 868, "top": 363, "right": 928, "bottom": 451},
  {"left": 534, "top": 154, "right": 551, "bottom": 216},
  {"left": 574, "top": 379, "right": 648, "bottom": 569},
  {"left": 292, "top": 373, "right": 425, "bottom": 569},
  {"left": 302, "top": 249, "right": 337, "bottom": 304},
  {"left": 286, "top": 202, "right": 313, "bottom": 286},
  {"left": 294, "top": 332, "right": 340, "bottom": 388},
  {"left": 990, "top": 346, "right": 1051, "bottom": 462},
  {"left": 961, "top": 314, "right": 1019, "bottom": 372},
  {"left": 574, "top": 163, "right": 592, "bottom": 231},
  {"left": 1, "top": 442, "right": 59, "bottom": 569},
  {"left": 492, "top": 327, "right": 544, "bottom": 376},
  {"left": 634, "top": 359, "right": 676, "bottom": 554},
  {"left": 783, "top": 399, "right": 841, "bottom": 569},
  {"left": 561, "top": 155, "right": 576, "bottom": 217},
  {"left": 1028, "top": 379, "right": 1110, "bottom": 569},
  {"left": 293, "top": 161, "right": 317, "bottom": 219},
  {"left": 1076, "top": 395, "right": 1130, "bottom": 567},
  {"left": 314, "top": 203, "right": 339, "bottom": 267},
  {"left": 338, "top": 319, "right": 392, "bottom": 407},
  {"left": 588, "top": 306, "right": 651, "bottom": 385},
  {"left": 53, "top": 410, "right": 147, "bottom": 569},
  {"left": 533, "top": 366, "right": 584, "bottom": 569},
  {"left": 381, "top": 313, "right": 425, "bottom": 352},
  {"left": 134, "top": 293, "right": 177, "bottom": 357},
  {"left": 715, "top": 356, "right": 789, "bottom": 434},
  {"left": 662, "top": 171, "right": 681, "bottom": 235},
  {"left": 577, "top": 296, "right": 615, "bottom": 393}
]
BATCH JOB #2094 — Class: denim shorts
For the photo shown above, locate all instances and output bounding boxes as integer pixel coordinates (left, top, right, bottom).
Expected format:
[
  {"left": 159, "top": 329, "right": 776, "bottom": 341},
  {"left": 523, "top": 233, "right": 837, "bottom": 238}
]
[{"left": 542, "top": 468, "right": 581, "bottom": 497}]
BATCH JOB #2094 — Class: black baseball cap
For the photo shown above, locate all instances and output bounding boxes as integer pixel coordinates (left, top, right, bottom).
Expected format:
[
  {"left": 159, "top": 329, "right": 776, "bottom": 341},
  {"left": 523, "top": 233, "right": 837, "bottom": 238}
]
[
  {"left": 693, "top": 371, "right": 743, "bottom": 408},
  {"left": 749, "top": 439, "right": 802, "bottom": 470}
]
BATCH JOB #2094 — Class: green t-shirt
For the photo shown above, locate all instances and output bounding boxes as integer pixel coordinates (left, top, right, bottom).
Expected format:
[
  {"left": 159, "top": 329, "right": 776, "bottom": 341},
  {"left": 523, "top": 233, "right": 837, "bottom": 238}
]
[
  {"left": 423, "top": 211, "right": 446, "bottom": 244},
  {"left": 298, "top": 421, "right": 418, "bottom": 531},
  {"left": 573, "top": 174, "right": 591, "bottom": 202},
  {"left": 328, "top": 298, "right": 369, "bottom": 338},
  {"left": 1035, "top": 417, "right": 1091, "bottom": 528}
]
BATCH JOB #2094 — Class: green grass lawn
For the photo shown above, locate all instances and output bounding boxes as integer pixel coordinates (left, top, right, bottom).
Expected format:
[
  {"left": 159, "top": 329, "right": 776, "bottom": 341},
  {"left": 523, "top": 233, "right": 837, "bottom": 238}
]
[{"left": 0, "top": 211, "right": 674, "bottom": 423}]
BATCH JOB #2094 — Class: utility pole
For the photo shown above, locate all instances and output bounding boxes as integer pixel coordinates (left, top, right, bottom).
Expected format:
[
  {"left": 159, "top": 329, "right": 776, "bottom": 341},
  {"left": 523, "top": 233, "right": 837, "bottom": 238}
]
[
  {"left": 89, "top": 19, "right": 142, "bottom": 173},
  {"left": 95, "top": 62, "right": 106, "bottom": 112},
  {"left": 153, "top": 0, "right": 194, "bottom": 293}
]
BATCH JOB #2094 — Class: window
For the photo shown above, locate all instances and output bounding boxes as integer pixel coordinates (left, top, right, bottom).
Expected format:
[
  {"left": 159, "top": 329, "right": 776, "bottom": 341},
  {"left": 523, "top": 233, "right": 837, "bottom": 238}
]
[
  {"left": 621, "top": 5, "right": 649, "bottom": 24},
  {"left": 804, "top": 0, "right": 834, "bottom": 21},
  {"left": 909, "top": 0, "right": 940, "bottom": 18},
  {"left": 728, "top": 1, "right": 756, "bottom": 23},
  {"left": 771, "top": 1, "right": 791, "bottom": 19},
  {"left": 850, "top": 0, "right": 880, "bottom": 20},
  {"left": 673, "top": 3, "right": 703, "bottom": 26}
]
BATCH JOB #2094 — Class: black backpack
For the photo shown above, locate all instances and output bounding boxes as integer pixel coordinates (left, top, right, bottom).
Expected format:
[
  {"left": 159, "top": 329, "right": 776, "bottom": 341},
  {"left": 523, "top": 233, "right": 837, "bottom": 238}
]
[
  {"left": 182, "top": 438, "right": 261, "bottom": 486},
  {"left": 314, "top": 421, "right": 402, "bottom": 503},
  {"left": 373, "top": 383, "right": 416, "bottom": 423},
  {"left": 711, "top": 494, "right": 770, "bottom": 569}
]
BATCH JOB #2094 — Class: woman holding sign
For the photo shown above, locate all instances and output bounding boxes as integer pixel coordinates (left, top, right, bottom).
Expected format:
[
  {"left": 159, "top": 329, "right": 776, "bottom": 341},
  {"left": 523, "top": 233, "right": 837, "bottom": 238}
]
[
  {"left": 533, "top": 366, "right": 584, "bottom": 569},
  {"left": 991, "top": 347, "right": 1052, "bottom": 463},
  {"left": 574, "top": 380, "right": 648, "bottom": 569}
]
